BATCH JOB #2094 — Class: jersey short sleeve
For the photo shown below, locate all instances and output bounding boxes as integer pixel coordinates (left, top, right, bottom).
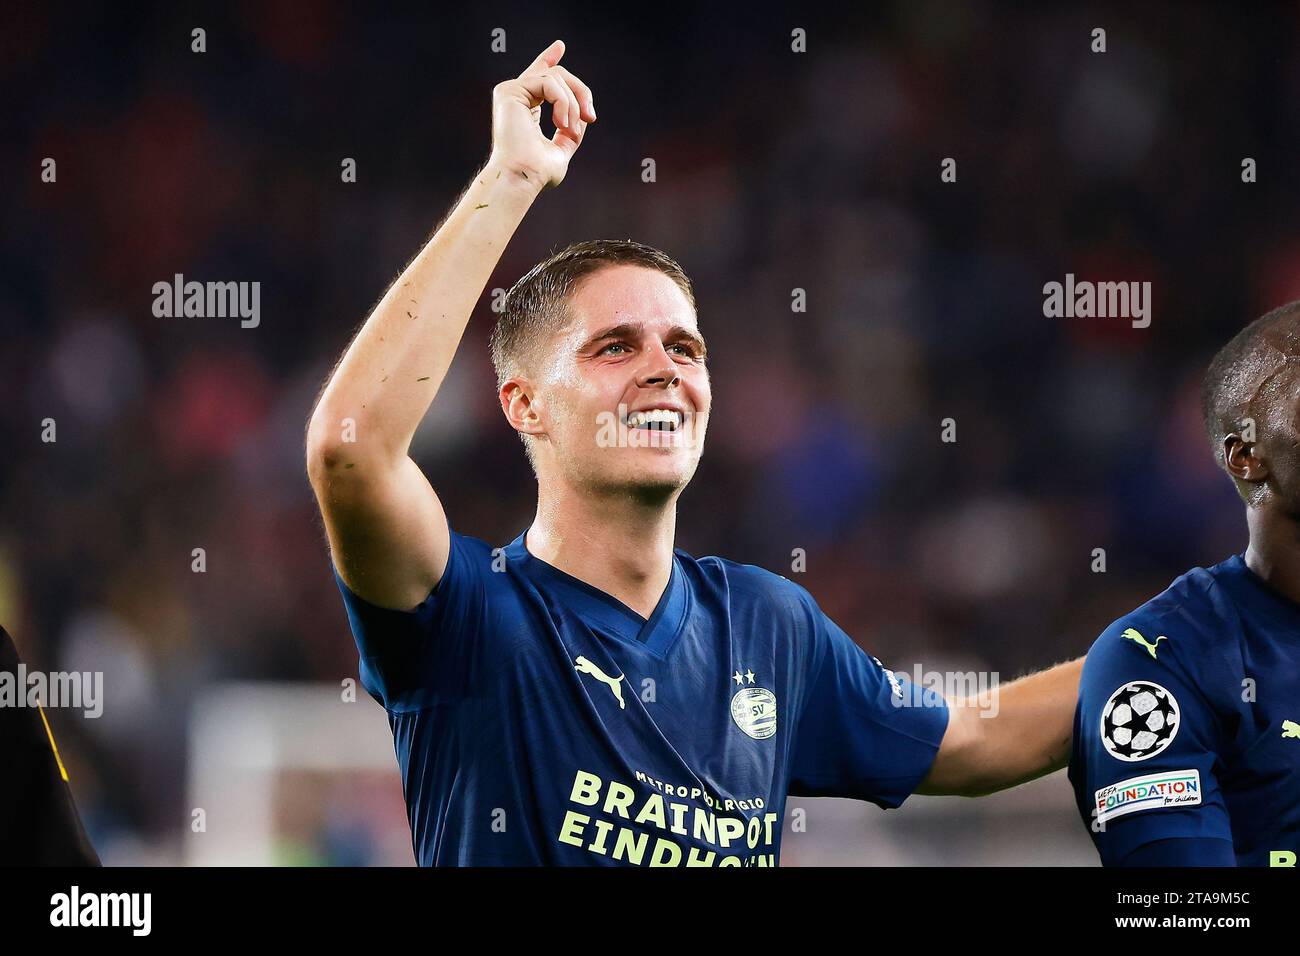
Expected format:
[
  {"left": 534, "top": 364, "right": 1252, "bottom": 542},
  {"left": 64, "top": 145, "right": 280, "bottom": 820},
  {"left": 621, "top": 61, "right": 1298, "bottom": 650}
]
[
  {"left": 788, "top": 595, "right": 949, "bottom": 808},
  {"left": 1070, "top": 617, "right": 1234, "bottom": 865},
  {"left": 333, "top": 529, "right": 490, "bottom": 712}
]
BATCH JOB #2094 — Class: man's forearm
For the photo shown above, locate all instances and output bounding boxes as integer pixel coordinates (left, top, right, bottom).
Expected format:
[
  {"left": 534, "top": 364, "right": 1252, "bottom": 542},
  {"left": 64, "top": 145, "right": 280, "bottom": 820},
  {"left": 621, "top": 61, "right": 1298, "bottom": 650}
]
[
  {"left": 923, "top": 656, "right": 1083, "bottom": 797},
  {"left": 963, "top": 657, "right": 1083, "bottom": 794},
  {"left": 309, "top": 157, "right": 543, "bottom": 464}
]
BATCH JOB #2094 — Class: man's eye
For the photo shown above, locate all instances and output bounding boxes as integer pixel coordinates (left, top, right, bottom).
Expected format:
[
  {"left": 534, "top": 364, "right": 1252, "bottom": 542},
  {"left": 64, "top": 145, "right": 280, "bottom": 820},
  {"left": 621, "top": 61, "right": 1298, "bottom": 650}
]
[{"left": 600, "top": 342, "right": 627, "bottom": 355}]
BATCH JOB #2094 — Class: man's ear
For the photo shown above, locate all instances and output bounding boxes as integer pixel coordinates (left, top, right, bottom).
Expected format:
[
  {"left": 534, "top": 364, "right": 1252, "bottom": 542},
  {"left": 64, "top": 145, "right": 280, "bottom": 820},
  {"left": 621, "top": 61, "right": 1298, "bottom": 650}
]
[
  {"left": 500, "top": 380, "right": 544, "bottom": 437},
  {"left": 1224, "top": 432, "right": 1269, "bottom": 484}
]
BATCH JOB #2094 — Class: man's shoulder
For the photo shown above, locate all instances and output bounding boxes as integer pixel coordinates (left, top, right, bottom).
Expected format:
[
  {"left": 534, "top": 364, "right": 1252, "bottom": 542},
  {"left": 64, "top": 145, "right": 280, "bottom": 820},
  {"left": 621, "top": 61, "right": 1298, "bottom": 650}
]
[
  {"left": 1094, "top": 557, "right": 1243, "bottom": 649},
  {"left": 445, "top": 528, "right": 538, "bottom": 586},
  {"left": 1084, "top": 556, "right": 1247, "bottom": 693},
  {"left": 682, "top": 550, "right": 817, "bottom": 614},
  {"left": 685, "top": 550, "right": 806, "bottom": 591},
  {"left": 448, "top": 528, "right": 503, "bottom": 562}
]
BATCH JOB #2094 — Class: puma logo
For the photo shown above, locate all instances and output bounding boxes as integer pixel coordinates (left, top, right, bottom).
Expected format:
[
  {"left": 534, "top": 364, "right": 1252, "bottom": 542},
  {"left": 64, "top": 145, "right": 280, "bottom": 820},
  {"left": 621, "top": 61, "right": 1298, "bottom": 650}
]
[
  {"left": 1282, "top": 720, "right": 1300, "bottom": 739},
  {"left": 1121, "top": 627, "right": 1167, "bottom": 659},
  {"left": 574, "top": 656, "right": 625, "bottom": 709}
]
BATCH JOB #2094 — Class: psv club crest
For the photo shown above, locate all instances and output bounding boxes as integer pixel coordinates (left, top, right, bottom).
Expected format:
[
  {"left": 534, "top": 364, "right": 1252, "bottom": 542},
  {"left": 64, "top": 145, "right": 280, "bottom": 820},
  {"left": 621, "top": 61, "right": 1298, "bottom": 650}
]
[{"left": 730, "top": 669, "right": 777, "bottom": 740}]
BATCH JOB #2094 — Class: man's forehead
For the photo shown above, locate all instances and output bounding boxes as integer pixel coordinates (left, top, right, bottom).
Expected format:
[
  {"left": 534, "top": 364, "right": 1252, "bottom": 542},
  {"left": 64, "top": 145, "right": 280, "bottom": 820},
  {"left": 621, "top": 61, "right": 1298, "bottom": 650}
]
[
  {"left": 567, "top": 266, "right": 696, "bottom": 327},
  {"left": 568, "top": 314, "right": 701, "bottom": 340},
  {"left": 1241, "top": 330, "right": 1300, "bottom": 417},
  {"left": 1250, "top": 322, "right": 1300, "bottom": 376},
  {"left": 1264, "top": 318, "right": 1300, "bottom": 355}
]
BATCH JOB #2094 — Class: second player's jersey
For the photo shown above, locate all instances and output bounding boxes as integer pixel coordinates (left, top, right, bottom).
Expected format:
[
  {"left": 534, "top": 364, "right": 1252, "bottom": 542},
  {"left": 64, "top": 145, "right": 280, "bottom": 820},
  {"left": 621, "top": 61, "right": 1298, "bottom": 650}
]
[
  {"left": 1069, "top": 554, "right": 1300, "bottom": 866},
  {"left": 334, "top": 526, "right": 949, "bottom": 866}
]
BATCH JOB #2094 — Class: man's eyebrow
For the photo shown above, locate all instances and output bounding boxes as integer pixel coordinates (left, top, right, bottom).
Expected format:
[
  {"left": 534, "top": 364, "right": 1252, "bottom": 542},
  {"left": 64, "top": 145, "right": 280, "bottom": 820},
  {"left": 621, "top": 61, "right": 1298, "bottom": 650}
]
[{"left": 580, "top": 322, "right": 708, "bottom": 356}]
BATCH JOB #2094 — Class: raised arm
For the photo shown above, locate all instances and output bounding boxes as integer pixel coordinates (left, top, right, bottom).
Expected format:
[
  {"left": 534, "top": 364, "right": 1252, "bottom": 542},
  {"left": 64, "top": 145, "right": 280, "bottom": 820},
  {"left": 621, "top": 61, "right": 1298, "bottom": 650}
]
[
  {"left": 917, "top": 657, "right": 1083, "bottom": 797},
  {"left": 306, "top": 39, "right": 596, "bottom": 609}
]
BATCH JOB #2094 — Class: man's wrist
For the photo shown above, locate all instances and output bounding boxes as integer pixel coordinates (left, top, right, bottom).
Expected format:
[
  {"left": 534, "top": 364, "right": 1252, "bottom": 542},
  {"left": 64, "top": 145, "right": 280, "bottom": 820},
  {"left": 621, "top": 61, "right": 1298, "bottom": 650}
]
[{"left": 482, "top": 154, "right": 547, "bottom": 200}]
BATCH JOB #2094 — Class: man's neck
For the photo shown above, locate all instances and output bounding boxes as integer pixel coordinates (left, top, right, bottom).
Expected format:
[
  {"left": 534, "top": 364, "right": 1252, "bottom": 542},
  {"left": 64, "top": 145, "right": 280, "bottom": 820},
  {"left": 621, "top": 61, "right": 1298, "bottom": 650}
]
[
  {"left": 1244, "top": 505, "right": 1300, "bottom": 605},
  {"left": 525, "top": 478, "right": 678, "bottom": 620}
]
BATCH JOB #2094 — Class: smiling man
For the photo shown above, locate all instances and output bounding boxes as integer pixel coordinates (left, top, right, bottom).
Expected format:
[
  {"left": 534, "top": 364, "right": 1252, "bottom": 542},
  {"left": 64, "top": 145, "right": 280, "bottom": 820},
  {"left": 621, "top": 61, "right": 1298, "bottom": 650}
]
[{"left": 306, "top": 40, "right": 1083, "bottom": 866}]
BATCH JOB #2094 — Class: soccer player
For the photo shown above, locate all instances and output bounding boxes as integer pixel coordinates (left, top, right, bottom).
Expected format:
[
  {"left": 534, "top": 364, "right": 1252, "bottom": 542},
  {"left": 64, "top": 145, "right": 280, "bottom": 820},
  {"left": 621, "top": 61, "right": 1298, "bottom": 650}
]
[
  {"left": 1070, "top": 301, "right": 1300, "bottom": 866},
  {"left": 0, "top": 626, "right": 100, "bottom": 866},
  {"left": 307, "top": 40, "right": 1083, "bottom": 866}
]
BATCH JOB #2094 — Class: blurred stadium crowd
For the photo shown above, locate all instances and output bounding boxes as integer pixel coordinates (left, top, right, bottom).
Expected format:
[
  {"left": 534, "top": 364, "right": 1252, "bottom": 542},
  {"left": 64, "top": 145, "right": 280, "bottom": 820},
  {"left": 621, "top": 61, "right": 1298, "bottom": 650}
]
[{"left": 3, "top": 3, "right": 1299, "bottom": 863}]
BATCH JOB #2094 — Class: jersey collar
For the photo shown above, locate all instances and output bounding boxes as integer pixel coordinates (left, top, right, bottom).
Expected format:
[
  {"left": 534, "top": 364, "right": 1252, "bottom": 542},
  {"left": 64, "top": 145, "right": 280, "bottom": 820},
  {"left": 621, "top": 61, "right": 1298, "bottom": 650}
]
[{"left": 504, "top": 528, "right": 690, "bottom": 657}]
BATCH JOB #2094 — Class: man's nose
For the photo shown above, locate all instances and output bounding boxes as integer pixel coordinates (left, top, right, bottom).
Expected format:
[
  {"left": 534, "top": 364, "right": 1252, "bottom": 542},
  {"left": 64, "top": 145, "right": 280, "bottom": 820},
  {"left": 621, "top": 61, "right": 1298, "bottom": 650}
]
[{"left": 637, "top": 344, "right": 679, "bottom": 388}]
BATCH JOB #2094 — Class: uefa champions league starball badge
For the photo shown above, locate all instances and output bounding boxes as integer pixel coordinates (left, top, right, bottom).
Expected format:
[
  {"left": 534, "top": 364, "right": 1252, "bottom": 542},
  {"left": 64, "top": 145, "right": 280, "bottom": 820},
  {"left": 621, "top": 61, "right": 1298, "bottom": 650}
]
[{"left": 1100, "top": 680, "right": 1181, "bottom": 762}]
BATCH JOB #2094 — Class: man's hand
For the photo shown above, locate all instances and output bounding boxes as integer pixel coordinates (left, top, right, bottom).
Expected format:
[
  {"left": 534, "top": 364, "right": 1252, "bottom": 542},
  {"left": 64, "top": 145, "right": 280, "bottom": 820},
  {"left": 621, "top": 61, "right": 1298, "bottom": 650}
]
[{"left": 490, "top": 39, "right": 596, "bottom": 189}]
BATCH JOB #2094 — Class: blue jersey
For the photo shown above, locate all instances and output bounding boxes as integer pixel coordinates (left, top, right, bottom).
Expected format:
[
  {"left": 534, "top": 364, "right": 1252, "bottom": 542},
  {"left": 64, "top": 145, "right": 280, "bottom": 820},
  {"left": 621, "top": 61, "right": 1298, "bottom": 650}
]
[
  {"left": 1069, "top": 554, "right": 1300, "bottom": 866},
  {"left": 334, "top": 527, "right": 949, "bottom": 866}
]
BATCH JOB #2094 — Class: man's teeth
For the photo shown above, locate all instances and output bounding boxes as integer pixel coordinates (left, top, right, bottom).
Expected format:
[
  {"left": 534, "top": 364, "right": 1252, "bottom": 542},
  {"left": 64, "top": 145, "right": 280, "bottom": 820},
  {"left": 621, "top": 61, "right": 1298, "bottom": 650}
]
[{"left": 625, "top": 409, "right": 683, "bottom": 430}]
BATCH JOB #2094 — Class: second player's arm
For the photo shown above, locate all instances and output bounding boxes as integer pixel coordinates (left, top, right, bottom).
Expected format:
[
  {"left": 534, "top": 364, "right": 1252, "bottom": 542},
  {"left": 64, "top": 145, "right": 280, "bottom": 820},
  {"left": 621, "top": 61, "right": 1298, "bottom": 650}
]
[{"left": 917, "top": 657, "right": 1083, "bottom": 797}]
